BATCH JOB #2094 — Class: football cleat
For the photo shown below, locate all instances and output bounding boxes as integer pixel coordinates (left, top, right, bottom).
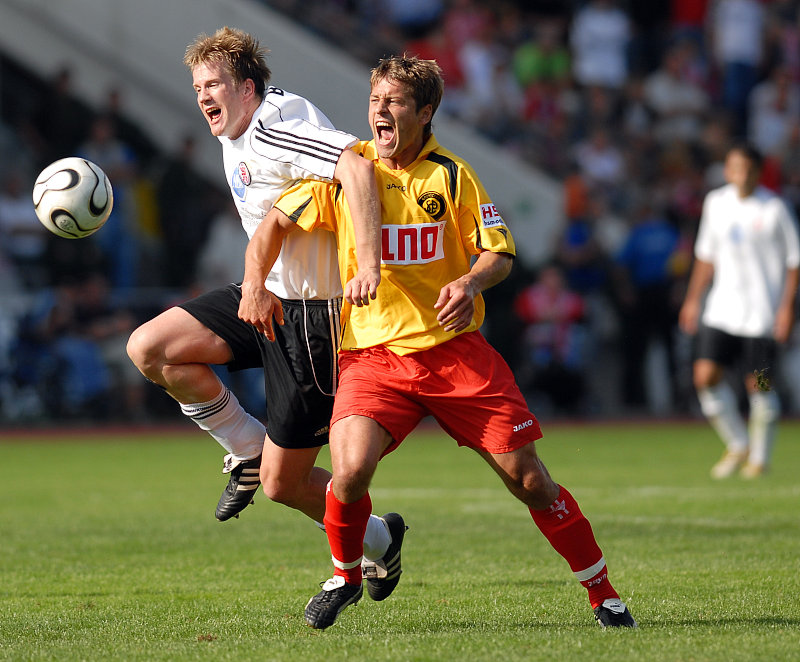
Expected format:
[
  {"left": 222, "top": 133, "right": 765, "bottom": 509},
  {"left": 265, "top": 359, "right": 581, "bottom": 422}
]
[
  {"left": 710, "top": 450, "right": 748, "bottom": 479},
  {"left": 594, "top": 598, "right": 637, "bottom": 628},
  {"left": 304, "top": 576, "right": 363, "bottom": 629},
  {"left": 362, "top": 512, "right": 407, "bottom": 601},
  {"left": 215, "top": 454, "right": 261, "bottom": 521},
  {"left": 740, "top": 462, "right": 767, "bottom": 479}
]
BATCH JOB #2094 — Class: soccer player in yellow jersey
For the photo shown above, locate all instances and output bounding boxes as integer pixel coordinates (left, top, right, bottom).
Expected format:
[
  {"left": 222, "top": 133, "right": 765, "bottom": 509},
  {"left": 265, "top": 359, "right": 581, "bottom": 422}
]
[{"left": 239, "top": 55, "right": 637, "bottom": 630}]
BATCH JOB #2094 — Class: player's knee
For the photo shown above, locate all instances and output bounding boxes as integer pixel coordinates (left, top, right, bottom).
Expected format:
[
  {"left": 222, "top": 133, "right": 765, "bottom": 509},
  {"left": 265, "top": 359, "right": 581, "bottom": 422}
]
[
  {"left": 508, "top": 459, "right": 558, "bottom": 509},
  {"left": 260, "top": 474, "right": 301, "bottom": 507},
  {"left": 126, "top": 324, "right": 159, "bottom": 377}
]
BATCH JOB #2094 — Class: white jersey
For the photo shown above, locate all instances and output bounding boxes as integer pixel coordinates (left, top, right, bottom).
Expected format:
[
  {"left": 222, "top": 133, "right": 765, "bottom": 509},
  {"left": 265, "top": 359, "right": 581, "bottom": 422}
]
[
  {"left": 695, "top": 183, "right": 800, "bottom": 337},
  {"left": 219, "top": 87, "right": 357, "bottom": 299}
]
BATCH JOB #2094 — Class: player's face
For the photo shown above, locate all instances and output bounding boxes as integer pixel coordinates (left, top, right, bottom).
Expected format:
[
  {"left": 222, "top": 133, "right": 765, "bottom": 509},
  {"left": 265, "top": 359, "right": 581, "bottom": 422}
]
[
  {"left": 192, "top": 61, "right": 255, "bottom": 140},
  {"left": 369, "top": 77, "right": 432, "bottom": 169},
  {"left": 724, "top": 150, "right": 760, "bottom": 197}
]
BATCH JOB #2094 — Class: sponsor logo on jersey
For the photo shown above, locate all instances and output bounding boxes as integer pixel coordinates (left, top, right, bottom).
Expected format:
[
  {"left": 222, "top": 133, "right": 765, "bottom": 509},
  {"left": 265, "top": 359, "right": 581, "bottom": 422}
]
[
  {"left": 417, "top": 191, "right": 447, "bottom": 220},
  {"left": 382, "top": 221, "right": 446, "bottom": 264},
  {"left": 231, "top": 162, "right": 251, "bottom": 199},
  {"left": 480, "top": 202, "right": 505, "bottom": 228},
  {"left": 238, "top": 162, "right": 251, "bottom": 186},
  {"left": 386, "top": 182, "right": 406, "bottom": 191}
]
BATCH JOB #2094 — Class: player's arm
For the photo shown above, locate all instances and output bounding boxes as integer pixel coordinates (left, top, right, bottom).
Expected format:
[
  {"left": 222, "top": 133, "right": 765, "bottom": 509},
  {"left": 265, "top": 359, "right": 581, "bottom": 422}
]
[
  {"left": 678, "top": 258, "right": 714, "bottom": 336},
  {"left": 333, "top": 148, "right": 381, "bottom": 307},
  {"left": 774, "top": 266, "right": 799, "bottom": 343},
  {"left": 238, "top": 206, "right": 298, "bottom": 341},
  {"left": 435, "top": 251, "right": 514, "bottom": 333}
]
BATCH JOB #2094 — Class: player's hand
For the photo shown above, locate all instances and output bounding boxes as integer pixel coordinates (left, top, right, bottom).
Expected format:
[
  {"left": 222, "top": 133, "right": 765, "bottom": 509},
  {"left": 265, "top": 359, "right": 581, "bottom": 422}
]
[
  {"left": 678, "top": 300, "right": 700, "bottom": 336},
  {"left": 238, "top": 281, "right": 284, "bottom": 341},
  {"left": 774, "top": 306, "right": 795, "bottom": 344},
  {"left": 344, "top": 267, "right": 380, "bottom": 307},
  {"left": 434, "top": 277, "right": 475, "bottom": 333}
]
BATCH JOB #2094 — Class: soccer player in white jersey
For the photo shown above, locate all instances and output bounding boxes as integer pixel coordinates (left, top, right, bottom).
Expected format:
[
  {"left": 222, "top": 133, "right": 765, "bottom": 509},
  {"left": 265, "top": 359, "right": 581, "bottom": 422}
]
[
  {"left": 126, "top": 28, "right": 405, "bottom": 587},
  {"left": 679, "top": 143, "right": 800, "bottom": 479}
]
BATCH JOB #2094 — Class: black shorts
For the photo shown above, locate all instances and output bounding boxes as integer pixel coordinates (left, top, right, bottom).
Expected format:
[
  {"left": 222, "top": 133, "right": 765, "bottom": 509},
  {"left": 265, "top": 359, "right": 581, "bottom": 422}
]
[
  {"left": 179, "top": 284, "right": 340, "bottom": 449},
  {"left": 694, "top": 325, "right": 776, "bottom": 374}
]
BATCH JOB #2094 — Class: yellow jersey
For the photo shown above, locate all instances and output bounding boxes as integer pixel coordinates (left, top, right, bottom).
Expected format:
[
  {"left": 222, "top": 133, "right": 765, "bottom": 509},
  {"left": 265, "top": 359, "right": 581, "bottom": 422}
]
[{"left": 275, "top": 136, "right": 516, "bottom": 354}]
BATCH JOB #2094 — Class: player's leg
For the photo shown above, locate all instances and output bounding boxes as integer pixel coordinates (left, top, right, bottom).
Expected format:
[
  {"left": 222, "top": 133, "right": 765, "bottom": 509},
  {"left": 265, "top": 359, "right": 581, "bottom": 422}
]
[
  {"left": 693, "top": 327, "right": 749, "bottom": 478},
  {"left": 741, "top": 338, "right": 781, "bottom": 477},
  {"left": 424, "top": 331, "right": 635, "bottom": 627},
  {"left": 304, "top": 413, "right": 392, "bottom": 629},
  {"left": 127, "top": 288, "right": 266, "bottom": 519},
  {"left": 480, "top": 442, "right": 636, "bottom": 628},
  {"left": 304, "top": 346, "right": 422, "bottom": 629}
]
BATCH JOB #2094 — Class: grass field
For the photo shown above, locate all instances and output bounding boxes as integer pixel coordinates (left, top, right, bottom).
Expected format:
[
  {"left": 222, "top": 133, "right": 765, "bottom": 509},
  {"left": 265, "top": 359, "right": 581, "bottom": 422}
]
[{"left": 0, "top": 420, "right": 798, "bottom": 661}]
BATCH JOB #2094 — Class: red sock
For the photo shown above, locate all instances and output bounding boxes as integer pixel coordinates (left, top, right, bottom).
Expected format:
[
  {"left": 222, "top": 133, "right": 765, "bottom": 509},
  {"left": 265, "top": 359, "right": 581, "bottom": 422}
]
[
  {"left": 529, "top": 485, "right": 619, "bottom": 608},
  {"left": 323, "top": 481, "right": 371, "bottom": 584}
]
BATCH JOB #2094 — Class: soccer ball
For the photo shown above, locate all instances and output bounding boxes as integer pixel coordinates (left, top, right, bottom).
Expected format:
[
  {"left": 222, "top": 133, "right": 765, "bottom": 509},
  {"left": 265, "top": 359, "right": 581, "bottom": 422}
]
[{"left": 32, "top": 157, "right": 114, "bottom": 239}]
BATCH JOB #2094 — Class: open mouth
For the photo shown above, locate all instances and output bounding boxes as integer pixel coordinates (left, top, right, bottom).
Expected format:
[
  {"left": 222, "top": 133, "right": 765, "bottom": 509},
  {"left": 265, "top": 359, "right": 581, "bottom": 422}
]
[
  {"left": 375, "top": 120, "right": 394, "bottom": 146},
  {"left": 206, "top": 107, "right": 222, "bottom": 123}
]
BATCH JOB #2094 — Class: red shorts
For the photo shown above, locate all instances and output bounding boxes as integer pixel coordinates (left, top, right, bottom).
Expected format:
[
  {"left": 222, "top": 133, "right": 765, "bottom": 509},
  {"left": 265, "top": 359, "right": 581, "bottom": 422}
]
[{"left": 332, "top": 331, "right": 542, "bottom": 455}]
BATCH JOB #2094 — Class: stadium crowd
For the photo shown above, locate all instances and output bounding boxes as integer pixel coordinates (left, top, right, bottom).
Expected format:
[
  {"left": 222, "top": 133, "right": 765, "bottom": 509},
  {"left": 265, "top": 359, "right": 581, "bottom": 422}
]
[{"left": 2, "top": 0, "right": 800, "bottom": 424}]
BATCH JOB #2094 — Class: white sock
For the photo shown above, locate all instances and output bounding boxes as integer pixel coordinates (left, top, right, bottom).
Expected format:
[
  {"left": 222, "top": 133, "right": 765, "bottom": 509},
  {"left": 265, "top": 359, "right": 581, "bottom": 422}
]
[
  {"left": 180, "top": 386, "right": 265, "bottom": 463},
  {"left": 316, "top": 514, "right": 391, "bottom": 561},
  {"left": 748, "top": 390, "right": 780, "bottom": 466},
  {"left": 363, "top": 514, "right": 392, "bottom": 561},
  {"left": 697, "top": 383, "right": 749, "bottom": 453}
]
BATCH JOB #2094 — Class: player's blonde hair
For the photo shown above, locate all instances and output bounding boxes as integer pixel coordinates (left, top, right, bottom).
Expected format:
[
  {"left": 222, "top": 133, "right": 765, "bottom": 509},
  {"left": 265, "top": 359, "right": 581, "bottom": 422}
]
[
  {"left": 370, "top": 55, "right": 444, "bottom": 139},
  {"left": 184, "top": 26, "right": 271, "bottom": 98}
]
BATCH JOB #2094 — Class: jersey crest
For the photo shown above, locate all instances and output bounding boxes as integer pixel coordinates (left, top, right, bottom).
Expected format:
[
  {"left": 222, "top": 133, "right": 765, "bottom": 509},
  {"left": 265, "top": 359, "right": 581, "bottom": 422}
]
[
  {"left": 417, "top": 191, "right": 447, "bottom": 221},
  {"left": 231, "top": 162, "right": 251, "bottom": 200}
]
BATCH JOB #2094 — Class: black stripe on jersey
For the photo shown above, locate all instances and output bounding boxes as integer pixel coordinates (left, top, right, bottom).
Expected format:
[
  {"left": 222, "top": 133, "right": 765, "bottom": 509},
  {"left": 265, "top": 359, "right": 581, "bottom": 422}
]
[
  {"left": 473, "top": 217, "right": 484, "bottom": 250},
  {"left": 425, "top": 152, "right": 459, "bottom": 200},
  {"left": 287, "top": 196, "right": 314, "bottom": 223},
  {"left": 254, "top": 123, "right": 341, "bottom": 164}
]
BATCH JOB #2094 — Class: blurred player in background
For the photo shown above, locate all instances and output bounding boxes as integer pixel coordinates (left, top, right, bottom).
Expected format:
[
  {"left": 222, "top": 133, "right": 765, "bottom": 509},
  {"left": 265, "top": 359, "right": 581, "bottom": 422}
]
[
  {"left": 126, "top": 28, "right": 404, "bottom": 586},
  {"left": 679, "top": 143, "right": 800, "bottom": 479},
  {"left": 243, "top": 54, "right": 636, "bottom": 629}
]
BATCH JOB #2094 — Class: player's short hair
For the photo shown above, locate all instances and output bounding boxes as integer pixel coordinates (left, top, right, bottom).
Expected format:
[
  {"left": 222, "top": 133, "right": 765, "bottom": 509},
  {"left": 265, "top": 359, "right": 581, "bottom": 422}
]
[
  {"left": 370, "top": 55, "right": 444, "bottom": 139},
  {"left": 184, "top": 26, "right": 271, "bottom": 98},
  {"left": 728, "top": 141, "right": 764, "bottom": 170}
]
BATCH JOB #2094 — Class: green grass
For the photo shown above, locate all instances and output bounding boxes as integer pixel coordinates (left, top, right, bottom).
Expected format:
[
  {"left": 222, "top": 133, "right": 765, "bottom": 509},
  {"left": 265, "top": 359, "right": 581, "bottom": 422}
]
[{"left": 0, "top": 421, "right": 798, "bottom": 661}]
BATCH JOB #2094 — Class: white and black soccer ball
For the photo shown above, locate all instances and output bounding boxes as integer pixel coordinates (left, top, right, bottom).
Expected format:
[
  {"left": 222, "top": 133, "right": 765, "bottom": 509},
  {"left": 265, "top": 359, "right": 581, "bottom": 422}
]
[{"left": 32, "top": 157, "right": 114, "bottom": 239}]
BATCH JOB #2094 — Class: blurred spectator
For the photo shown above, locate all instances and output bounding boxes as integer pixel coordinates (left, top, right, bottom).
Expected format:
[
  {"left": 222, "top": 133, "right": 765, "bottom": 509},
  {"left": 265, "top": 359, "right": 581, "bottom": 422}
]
[
  {"left": 554, "top": 194, "right": 611, "bottom": 297},
  {"left": 513, "top": 19, "right": 570, "bottom": 90},
  {"left": 457, "top": 18, "right": 524, "bottom": 143},
  {"left": 569, "top": 0, "right": 632, "bottom": 91},
  {"left": 612, "top": 195, "right": 681, "bottom": 411},
  {"left": 37, "top": 67, "right": 90, "bottom": 164},
  {"left": 708, "top": 0, "right": 765, "bottom": 136},
  {"left": 71, "top": 272, "right": 146, "bottom": 420},
  {"left": 404, "top": 24, "right": 466, "bottom": 117},
  {"left": 643, "top": 40, "right": 711, "bottom": 144},
  {"left": 382, "top": 0, "right": 444, "bottom": 40},
  {"left": 155, "top": 135, "right": 218, "bottom": 289},
  {"left": 77, "top": 115, "right": 139, "bottom": 291},
  {"left": 103, "top": 87, "right": 158, "bottom": 170},
  {"left": 747, "top": 64, "right": 800, "bottom": 157},
  {"left": 513, "top": 262, "right": 588, "bottom": 414},
  {"left": 194, "top": 201, "right": 247, "bottom": 292},
  {"left": 0, "top": 171, "right": 51, "bottom": 289},
  {"left": 572, "top": 125, "right": 626, "bottom": 198},
  {"left": 13, "top": 281, "right": 111, "bottom": 419}
]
